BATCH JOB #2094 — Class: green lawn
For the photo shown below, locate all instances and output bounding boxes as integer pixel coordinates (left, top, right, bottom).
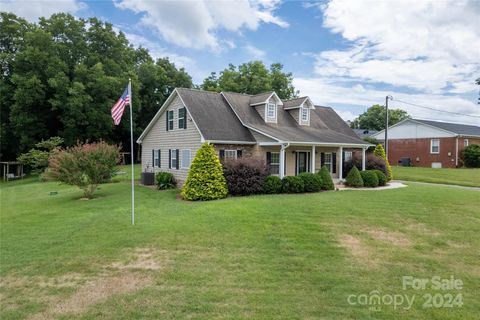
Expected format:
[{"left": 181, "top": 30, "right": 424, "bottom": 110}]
[
  {"left": 1, "top": 167, "right": 479, "bottom": 319},
  {"left": 392, "top": 166, "right": 480, "bottom": 187}
]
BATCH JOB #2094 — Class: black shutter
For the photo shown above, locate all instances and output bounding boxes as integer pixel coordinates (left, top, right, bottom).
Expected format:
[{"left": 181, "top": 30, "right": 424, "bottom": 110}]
[
  {"left": 284, "top": 152, "right": 287, "bottom": 175},
  {"left": 176, "top": 149, "right": 179, "bottom": 169},
  {"left": 183, "top": 108, "right": 187, "bottom": 129},
  {"left": 166, "top": 112, "right": 169, "bottom": 131},
  {"left": 219, "top": 149, "right": 225, "bottom": 160},
  {"left": 295, "top": 152, "right": 298, "bottom": 175},
  {"left": 237, "top": 150, "right": 242, "bottom": 158},
  {"left": 332, "top": 153, "right": 337, "bottom": 174},
  {"left": 266, "top": 152, "right": 271, "bottom": 164},
  {"left": 321, "top": 152, "right": 325, "bottom": 167},
  {"left": 342, "top": 151, "right": 345, "bottom": 178},
  {"left": 152, "top": 149, "right": 155, "bottom": 168},
  {"left": 158, "top": 149, "right": 161, "bottom": 168},
  {"left": 168, "top": 149, "right": 171, "bottom": 169}
]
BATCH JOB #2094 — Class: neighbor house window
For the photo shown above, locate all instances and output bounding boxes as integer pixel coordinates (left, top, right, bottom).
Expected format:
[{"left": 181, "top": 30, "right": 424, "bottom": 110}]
[
  {"left": 178, "top": 108, "right": 186, "bottom": 129},
  {"left": 464, "top": 139, "right": 469, "bottom": 147},
  {"left": 430, "top": 139, "right": 440, "bottom": 154},
  {"left": 225, "top": 150, "right": 237, "bottom": 160},
  {"left": 301, "top": 107, "right": 309, "bottom": 122},
  {"left": 170, "top": 149, "right": 178, "bottom": 169},
  {"left": 181, "top": 149, "right": 191, "bottom": 168},
  {"left": 267, "top": 103, "right": 276, "bottom": 120},
  {"left": 269, "top": 152, "right": 280, "bottom": 174},
  {"left": 167, "top": 110, "right": 174, "bottom": 130}
]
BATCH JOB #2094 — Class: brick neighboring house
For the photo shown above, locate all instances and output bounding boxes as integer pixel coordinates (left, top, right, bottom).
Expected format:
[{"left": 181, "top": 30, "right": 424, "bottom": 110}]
[
  {"left": 137, "top": 88, "right": 371, "bottom": 184},
  {"left": 371, "top": 118, "right": 480, "bottom": 168}
]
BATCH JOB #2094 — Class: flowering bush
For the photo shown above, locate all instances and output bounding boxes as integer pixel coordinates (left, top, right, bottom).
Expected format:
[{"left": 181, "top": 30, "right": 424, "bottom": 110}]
[{"left": 48, "top": 141, "right": 120, "bottom": 198}]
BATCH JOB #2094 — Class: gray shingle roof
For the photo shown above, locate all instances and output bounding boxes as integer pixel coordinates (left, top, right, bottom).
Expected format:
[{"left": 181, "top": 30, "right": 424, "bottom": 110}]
[
  {"left": 176, "top": 88, "right": 255, "bottom": 142},
  {"left": 413, "top": 119, "right": 480, "bottom": 136},
  {"left": 353, "top": 129, "right": 379, "bottom": 139},
  {"left": 222, "top": 92, "right": 368, "bottom": 145},
  {"left": 282, "top": 97, "right": 308, "bottom": 109},
  {"left": 249, "top": 92, "right": 274, "bottom": 105}
]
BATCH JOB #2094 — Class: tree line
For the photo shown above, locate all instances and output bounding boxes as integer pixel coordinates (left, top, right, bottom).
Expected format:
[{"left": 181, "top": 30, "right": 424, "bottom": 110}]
[{"left": 0, "top": 12, "right": 298, "bottom": 160}]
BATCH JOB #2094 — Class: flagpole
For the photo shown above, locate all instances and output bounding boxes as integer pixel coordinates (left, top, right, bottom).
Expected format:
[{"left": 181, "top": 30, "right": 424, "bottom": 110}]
[{"left": 128, "top": 78, "right": 135, "bottom": 225}]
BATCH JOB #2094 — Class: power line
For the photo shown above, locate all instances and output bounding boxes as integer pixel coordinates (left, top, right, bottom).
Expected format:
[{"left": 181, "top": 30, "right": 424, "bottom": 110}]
[{"left": 391, "top": 98, "right": 480, "bottom": 119}]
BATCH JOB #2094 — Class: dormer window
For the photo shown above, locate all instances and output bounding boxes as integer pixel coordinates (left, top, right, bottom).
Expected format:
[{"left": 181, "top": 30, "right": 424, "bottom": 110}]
[
  {"left": 267, "top": 102, "right": 276, "bottom": 120},
  {"left": 301, "top": 107, "right": 309, "bottom": 122}
]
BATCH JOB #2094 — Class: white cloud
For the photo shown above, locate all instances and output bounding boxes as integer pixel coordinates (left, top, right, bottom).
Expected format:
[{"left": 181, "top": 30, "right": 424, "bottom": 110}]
[
  {"left": 294, "top": 77, "right": 480, "bottom": 125},
  {"left": 114, "top": 0, "right": 287, "bottom": 50},
  {"left": 0, "top": 0, "right": 86, "bottom": 21},
  {"left": 306, "top": 0, "right": 480, "bottom": 94},
  {"left": 244, "top": 44, "right": 266, "bottom": 59}
]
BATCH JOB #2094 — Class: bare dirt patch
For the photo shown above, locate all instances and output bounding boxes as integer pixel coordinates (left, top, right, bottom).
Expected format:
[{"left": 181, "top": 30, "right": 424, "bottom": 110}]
[
  {"left": 338, "top": 234, "right": 377, "bottom": 268},
  {"left": 363, "top": 228, "right": 412, "bottom": 248},
  {"left": 110, "top": 247, "right": 164, "bottom": 270},
  {"left": 405, "top": 223, "right": 441, "bottom": 237}
]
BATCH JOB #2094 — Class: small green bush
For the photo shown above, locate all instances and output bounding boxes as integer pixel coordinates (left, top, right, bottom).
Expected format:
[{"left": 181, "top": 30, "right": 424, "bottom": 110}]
[
  {"left": 181, "top": 143, "right": 228, "bottom": 201},
  {"left": 360, "top": 170, "right": 379, "bottom": 188},
  {"left": 298, "top": 172, "right": 322, "bottom": 192},
  {"left": 263, "top": 175, "right": 283, "bottom": 194},
  {"left": 156, "top": 172, "right": 176, "bottom": 190},
  {"left": 318, "top": 165, "right": 334, "bottom": 190},
  {"left": 345, "top": 166, "right": 363, "bottom": 188},
  {"left": 282, "top": 176, "right": 304, "bottom": 193},
  {"left": 374, "top": 144, "right": 392, "bottom": 181},
  {"left": 463, "top": 144, "right": 480, "bottom": 168},
  {"left": 373, "top": 170, "right": 387, "bottom": 186}
]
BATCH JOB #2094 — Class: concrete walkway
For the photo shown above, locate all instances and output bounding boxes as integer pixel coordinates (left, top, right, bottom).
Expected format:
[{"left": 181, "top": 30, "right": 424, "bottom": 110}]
[
  {"left": 396, "top": 180, "right": 480, "bottom": 191},
  {"left": 337, "top": 181, "right": 407, "bottom": 191}
]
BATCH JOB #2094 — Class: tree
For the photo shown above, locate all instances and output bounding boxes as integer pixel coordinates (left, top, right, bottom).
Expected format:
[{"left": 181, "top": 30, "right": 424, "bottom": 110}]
[
  {"left": 373, "top": 144, "right": 392, "bottom": 181},
  {"left": 201, "top": 61, "right": 297, "bottom": 99},
  {"left": 48, "top": 141, "right": 120, "bottom": 199},
  {"left": 17, "top": 136, "right": 63, "bottom": 173},
  {"left": 181, "top": 143, "right": 228, "bottom": 201},
  {"left": 350, "top": 104, "right": 409, "bottom": 131}
]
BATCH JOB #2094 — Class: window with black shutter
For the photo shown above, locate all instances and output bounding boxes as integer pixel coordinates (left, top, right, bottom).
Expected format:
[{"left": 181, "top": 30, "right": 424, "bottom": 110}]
[
  {"left": 157, "top": 149, "right": 161, "bottom": 168},
  {"left": 332, "top": 153, "right": 337, "bottom": 174},
  {"left": 168, "top": 149, "right": 171, "bottom": 168},
  {"left": 178, "top": 108, "right": 186, "bottom": 129},
  {"left": 152, "top": 149, "right": 155, "bottom": 168},
  {"left": 166, "top": 110, "right": 174, "bottom": 131},
  {"left": 176, "top": 149, "right": 179, "bottom": 169},
  {"left": 219, "top": 149, "right": 225, "bottom": 161},
  {"left": 236, "top": 150, "right": 242, "bottom": 158}
]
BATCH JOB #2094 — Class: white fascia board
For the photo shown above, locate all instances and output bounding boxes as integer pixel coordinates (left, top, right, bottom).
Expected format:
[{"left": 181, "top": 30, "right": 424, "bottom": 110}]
[
  {"left": 258, "top": 141, "right": 372, "bottom": 148},
  {"left": 206, "top": 140, "right": 257, "bottom": 145}
]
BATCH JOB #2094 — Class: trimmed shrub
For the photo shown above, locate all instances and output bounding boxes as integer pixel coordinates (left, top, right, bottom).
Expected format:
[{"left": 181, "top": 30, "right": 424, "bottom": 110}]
[
  {"left": 282, "top": 176, "right": 304, "bottom": 193},
  {"left": 318, "top": 165, "right": 334, "bottom": 190},
  {"left": 345, "top": 151, "right": 386, "bottom": 176},
  {"left": 345, "top": 166, "right": 363, "bottom": 188},
  {"left": 463, "top": 144, "right": 480, "bottom": 168},
  {"left": 298, "top": 172, "right": 322, "bottom": 192},
  {"left": 373, "top": 170, "right": 387, "bottom": 186},
  {"left": 360, "top": 170, "right": 379, "bottom": 188},
  {"left": 181, "top": 143, "right": 228, "bottom": 201},
  {"left": 223, "top": 157, "right": 269, "bottom": 196},
  {"left": 18, "top": 136, "right": 64, "bottom": 174},
  {"left": 374, "top": 144, "right": 392, "bottom": 181},
  {"left": 48, "top": 141, "right": 120, "bottom": 199},
  {"left": 263, "top": 175, "right": 283, "bottom": 194},
  {"left": 156, "top": 172, "right": 176, "bottom": 190}
]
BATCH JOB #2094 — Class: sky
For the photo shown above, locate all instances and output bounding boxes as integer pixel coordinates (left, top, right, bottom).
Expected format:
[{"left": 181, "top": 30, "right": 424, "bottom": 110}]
[{"left": 2, "top": 0, "right": 480, "bottom": 125}]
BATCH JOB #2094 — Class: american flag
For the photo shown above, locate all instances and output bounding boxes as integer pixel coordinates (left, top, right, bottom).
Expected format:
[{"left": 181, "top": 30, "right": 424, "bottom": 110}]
[{"left": 111, "top": 85, "right": 130, "bottom": 125}]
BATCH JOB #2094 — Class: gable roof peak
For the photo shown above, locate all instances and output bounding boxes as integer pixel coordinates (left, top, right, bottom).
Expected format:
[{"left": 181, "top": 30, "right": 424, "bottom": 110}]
[{"left": 249, "top": 91, "right": 283, "bottom": 106}]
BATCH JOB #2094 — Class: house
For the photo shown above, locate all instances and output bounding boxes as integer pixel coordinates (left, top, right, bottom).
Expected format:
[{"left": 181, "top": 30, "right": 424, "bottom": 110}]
[
  {"left": 371, "top": 118, "right": 480, "bottom": 168},
  {"left": 353, "top": 129, "right": 378, "bottom": 139},
  {"left": 137, "top": 88, "right": 371, "bottom": 184}
]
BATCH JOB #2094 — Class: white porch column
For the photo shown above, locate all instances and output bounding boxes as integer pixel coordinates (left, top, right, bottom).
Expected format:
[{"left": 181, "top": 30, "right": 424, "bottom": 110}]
[
  {"left": 279, "top": 145, "right": 286, "bottom": 179},
  {"left": 338, "top": 146, "right": 343, "bottom": 179},
  {"left": 311, "top": 146, "right": 316, "bottom": 173},
  {"left": 362, "top": 147, "right": 366, "bottom": 171}
]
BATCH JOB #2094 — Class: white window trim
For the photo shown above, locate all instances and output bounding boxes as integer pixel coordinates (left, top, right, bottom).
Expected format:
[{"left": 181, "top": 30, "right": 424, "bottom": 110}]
[
  {"left": 269, "top": 152, "right": 280, "bottom": 175},
  {"left": 181, "top": 149, "right": 191, "bottom": 169},
  {"left": 295, "top": 151, "right": 311, "bottom": 175},
  {"left": 464, "top": 139, "right": 469, "bottom": 147},
  {"left": 300, "top": 106, "right": 309, "bottom": 124},
  {"left": 154, "top": 149, "right": 160, "bottom": 168},
  {"left": 225, "top": 149, "right": 237, "bottom": 160},
  {"left": 324, "top": 152, "right": 333, "bottom": 173},
  {"left": 344, "top": 151, "right": 353, "bottom": 162},
  {"left": 167, "top": 110, "right": 175, "bottom": 131},
  {"left": 170, "top": 149, "right": 178, "bottom": 169},
  {"left": 265, "top": 103, "right": 277, "bottom": 123},
  {"left": 178, "top": 108, "right": 185, "bottom": 129},
  {"left": 430, "top": 139, "right": 440, "bottom": 154}
]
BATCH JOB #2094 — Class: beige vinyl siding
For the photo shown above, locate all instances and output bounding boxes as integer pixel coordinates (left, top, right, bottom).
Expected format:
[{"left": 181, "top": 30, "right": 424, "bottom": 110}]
[{"left": 140, "top": 95, "right": 203, "bottom": 183}]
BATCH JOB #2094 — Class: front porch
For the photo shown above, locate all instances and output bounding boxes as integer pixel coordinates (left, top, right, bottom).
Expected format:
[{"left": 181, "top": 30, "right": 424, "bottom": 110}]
[{"left": 258, "top": 143, "right": 368, "bottom": 179}]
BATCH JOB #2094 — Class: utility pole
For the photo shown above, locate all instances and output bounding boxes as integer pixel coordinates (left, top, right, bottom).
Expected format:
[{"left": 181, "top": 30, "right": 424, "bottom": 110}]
[{"left": 385, "top": 95, "right": 393, "bottom": 160}]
